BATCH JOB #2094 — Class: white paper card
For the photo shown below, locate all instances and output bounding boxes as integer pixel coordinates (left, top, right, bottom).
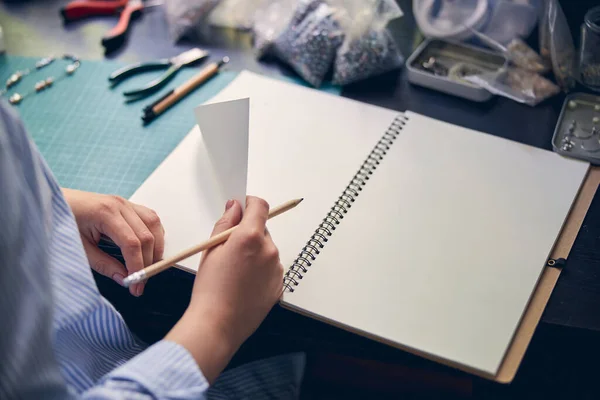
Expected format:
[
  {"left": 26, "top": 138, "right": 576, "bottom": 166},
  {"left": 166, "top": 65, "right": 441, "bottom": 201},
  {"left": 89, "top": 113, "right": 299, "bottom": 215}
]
[{"left": 195, "top": 98, "right": 249, "bottom": 211}]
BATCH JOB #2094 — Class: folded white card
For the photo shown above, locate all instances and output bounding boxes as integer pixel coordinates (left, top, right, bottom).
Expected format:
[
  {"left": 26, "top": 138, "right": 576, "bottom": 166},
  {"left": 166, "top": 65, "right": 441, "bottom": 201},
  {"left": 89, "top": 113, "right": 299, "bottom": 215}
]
[{"left": 194, "top": 98, "right": 249, "bottom": 211}]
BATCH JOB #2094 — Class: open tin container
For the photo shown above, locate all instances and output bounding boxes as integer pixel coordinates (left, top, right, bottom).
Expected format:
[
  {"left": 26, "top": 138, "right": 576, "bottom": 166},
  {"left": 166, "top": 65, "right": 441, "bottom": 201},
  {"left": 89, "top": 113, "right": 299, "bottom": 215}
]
[
  {"left": 406, "top": 38, "right": 508, "bottom": 102},
  {"left": 552, "top": 92, "right": 600, "bottom": 165}
]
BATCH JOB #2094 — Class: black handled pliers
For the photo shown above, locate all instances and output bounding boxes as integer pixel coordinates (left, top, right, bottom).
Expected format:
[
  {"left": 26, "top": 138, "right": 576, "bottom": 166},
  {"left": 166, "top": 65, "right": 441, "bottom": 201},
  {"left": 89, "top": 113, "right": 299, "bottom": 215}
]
[{"left": 108, "top": 48, "right": 209, "bottom": 98}]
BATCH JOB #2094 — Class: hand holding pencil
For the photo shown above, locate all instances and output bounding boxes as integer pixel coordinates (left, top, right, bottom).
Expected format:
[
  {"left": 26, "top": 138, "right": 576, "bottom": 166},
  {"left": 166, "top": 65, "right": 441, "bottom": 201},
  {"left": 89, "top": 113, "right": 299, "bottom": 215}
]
[
  {"left": 123, "top": 197, "right": 302, "bottom": 286},
  {"left": 163, "top": 196, "right": 301, "bottom": 383}
]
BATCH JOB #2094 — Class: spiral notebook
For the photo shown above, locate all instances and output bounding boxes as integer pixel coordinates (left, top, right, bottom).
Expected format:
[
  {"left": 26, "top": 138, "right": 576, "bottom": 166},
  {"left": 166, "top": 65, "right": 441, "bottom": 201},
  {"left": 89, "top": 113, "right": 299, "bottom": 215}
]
[{"left": 129, "top": 71, "right": 597, "bottom": 382}]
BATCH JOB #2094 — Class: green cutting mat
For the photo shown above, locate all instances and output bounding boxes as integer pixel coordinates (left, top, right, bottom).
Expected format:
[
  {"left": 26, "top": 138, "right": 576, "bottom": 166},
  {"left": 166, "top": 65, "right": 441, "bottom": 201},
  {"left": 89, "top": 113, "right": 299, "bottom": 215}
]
[{"left": 0, "top": 56, "right": 340, "bottom": 198}]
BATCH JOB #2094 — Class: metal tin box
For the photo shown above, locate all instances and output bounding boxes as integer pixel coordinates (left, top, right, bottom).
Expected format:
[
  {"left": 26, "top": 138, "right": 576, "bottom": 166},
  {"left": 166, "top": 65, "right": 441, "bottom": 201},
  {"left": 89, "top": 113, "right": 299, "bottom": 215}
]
[{"left": 406, "top": 38, "right": 507, "bottom": 102}]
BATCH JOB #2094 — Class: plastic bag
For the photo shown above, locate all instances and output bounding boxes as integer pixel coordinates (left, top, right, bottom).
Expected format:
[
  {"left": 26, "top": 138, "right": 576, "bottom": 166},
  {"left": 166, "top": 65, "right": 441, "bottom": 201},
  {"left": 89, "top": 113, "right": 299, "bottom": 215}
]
[
  {"left": 413, "top": 0, "right": 540, "bottom": 45},
  {"left": 252, "top": 0, "right": 297, "bottom": 58},
  {"left": 464, "top": 67, "right": 560, "bottom": 106},
  {"left": 165, "top": 0, "right": 221, "bottom": 42},
  {"left": 331, "top": 0, "right": 404, "bottom": 85},
  {"left": 505, "top": 38, "right": 550, "bottom": 74},
  {"left": 208, "top": 0, "right": 270, "bottom": 30},
  {"left": 470, "top": 28, "right": 550, "bottom": 74},
  {"left": 539, "top": 0, "right": 575, "bottom": 91},
  {"left": 272, "top": 0, "right": 344, "bottom": 87}
]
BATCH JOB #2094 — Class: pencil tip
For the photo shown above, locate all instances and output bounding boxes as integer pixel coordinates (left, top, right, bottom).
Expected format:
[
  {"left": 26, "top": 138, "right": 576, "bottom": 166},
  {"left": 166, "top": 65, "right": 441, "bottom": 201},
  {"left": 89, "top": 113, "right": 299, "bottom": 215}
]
[{"left": 299, "top": 198, "right": 304, "bottom": 203}]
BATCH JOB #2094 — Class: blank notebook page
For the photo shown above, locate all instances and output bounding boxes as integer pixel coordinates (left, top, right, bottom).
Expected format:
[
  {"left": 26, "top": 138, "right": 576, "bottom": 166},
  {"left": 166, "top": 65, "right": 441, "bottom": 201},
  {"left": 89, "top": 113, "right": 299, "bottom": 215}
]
[
  {"left": 282, "top": 111, "right": 589, "bottom": 375},
  {"left": 130, "top": 71, "right": 400, "bottom": 272}
]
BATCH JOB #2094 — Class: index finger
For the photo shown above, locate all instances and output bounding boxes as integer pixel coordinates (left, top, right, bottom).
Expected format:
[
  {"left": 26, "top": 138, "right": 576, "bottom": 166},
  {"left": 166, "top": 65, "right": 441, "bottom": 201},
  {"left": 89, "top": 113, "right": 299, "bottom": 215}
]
[
  {"left": 101, "top": 216, "right": 145, "bottom": 281},
  {"left": 240, "top": 196, "right": 269, "bottom": 230}
]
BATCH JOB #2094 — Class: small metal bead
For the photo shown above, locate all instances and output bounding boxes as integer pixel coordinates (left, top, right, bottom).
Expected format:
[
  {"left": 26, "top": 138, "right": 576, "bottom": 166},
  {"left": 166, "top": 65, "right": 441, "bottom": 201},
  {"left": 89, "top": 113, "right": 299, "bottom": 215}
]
[
  {"left": 35, "top": 80, "right": 46, "bottom": 91},
  {"left": 9, "top": 93, "right": 23, "bottom": 105},
  {"left": 35, "top": 56, "right": 55, "bottom": 70},
  {"left": 560, "top": 140, "right": 573, "bottom": 151},
  {"left": 66, "top": 61, "right": 80, "bottom": 75},
  {"left": 35, "top": 77, "right": 54, "bottom": 92},
  {"left": 6, "top": 72, "right": 23, "bottom": 88}
]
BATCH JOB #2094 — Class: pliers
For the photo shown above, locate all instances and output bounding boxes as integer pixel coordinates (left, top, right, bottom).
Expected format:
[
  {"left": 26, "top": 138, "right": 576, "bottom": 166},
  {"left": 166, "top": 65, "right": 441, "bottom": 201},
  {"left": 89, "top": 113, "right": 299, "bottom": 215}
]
[
  {"left": 108, "top": 48, "right": 210, "bottom": 98},
  {"left": 60, "top": 0, "right": 156, "bottom": 52}
]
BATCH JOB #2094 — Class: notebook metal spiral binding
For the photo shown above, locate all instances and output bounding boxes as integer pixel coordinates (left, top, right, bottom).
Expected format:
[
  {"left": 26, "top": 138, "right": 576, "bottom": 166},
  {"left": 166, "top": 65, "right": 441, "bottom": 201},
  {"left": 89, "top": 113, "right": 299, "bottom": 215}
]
[{"left": 283, "top": 114, "right": 409, "bottom": 292}]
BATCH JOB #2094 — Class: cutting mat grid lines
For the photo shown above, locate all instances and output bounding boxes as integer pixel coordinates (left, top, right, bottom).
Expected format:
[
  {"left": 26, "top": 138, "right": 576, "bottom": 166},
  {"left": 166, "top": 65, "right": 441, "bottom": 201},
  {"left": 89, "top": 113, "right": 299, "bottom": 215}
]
[
  {"left": 0, "top": 56, "right": 241, "bottom": 198},
  {"left": 1, "top": 56, "right": 340, "bottom": 197}
]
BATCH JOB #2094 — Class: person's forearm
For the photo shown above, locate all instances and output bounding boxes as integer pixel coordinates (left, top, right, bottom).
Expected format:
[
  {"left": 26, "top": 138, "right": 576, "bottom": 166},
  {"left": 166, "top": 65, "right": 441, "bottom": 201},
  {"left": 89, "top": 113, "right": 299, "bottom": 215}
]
[
  {"left": 60, "top": 187, "right": 79, "bottom": 198},
  {"left": 165, "top": 307, "right": 239, "bottom": 384}
]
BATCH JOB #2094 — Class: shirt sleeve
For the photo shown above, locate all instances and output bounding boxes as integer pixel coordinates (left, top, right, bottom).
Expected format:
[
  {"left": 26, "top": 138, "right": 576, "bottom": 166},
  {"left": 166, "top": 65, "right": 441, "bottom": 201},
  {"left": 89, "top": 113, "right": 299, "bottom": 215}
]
[
  {"left": 0, "top": 101, "right": 69, "bottom": 400},
  {"left": 83, "top": 341, "right": 209, "bottom": 400},
  {"left": 0, "top": 100, "right": 210, "bottom": 400}
]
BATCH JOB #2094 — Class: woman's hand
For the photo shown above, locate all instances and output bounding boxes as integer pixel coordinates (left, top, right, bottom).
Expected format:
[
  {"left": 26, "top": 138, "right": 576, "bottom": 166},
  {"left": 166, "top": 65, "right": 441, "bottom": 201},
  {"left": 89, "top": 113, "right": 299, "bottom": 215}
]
[
  {"left": 166, "top": 197, "right": 284, "bottom": 383},
  {"left": 62, "top": 188, "right": 165, "bottom": 297}
]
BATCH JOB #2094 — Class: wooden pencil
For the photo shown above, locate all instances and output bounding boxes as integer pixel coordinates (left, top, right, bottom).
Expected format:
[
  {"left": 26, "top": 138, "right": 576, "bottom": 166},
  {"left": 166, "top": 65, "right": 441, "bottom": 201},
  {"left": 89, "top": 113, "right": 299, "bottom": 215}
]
[{"left": 122, "top": 198, "right": 304, "bottom": 287}]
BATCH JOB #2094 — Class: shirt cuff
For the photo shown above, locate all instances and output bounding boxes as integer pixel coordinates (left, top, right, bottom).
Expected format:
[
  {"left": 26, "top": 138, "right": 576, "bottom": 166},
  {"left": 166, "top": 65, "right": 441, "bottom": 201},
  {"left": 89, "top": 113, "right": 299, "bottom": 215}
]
[{"left": 102, "top": 340, "right": 209, "bottom": 397}]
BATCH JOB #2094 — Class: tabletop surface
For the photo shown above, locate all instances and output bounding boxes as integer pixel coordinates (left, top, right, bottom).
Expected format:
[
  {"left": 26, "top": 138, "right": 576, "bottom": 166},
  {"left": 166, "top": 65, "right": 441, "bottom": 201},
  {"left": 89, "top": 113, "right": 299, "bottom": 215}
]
[{"left": 1, "top": 0, "right": 600, "bottom": 331}]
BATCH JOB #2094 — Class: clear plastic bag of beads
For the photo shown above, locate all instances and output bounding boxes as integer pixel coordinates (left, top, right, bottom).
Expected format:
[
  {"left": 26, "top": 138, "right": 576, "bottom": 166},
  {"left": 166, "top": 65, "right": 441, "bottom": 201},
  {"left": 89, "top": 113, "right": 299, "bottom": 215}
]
[
  {"left": 252, "top": 0, "right": 297, "bottom": 58},
  {"left": 208, "top": 0, "right": 271, "bottom": 30},
  {"left": 331, "top": 0, "right": 404, "bottom": 86},
  {"left": 165, "top": 0, "right": 222, "bottom": 42},
  {"left": 272, "top": 0, "right": 345, "bottom": 87},
  {"left": 463, "top": 67, "right": 560, "bottom": 107}
]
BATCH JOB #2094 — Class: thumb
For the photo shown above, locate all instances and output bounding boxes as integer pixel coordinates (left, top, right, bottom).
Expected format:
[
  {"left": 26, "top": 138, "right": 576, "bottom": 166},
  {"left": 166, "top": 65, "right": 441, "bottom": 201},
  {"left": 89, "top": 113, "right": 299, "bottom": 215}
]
[
  {"left": 83, "top": 240, "right": 129, "bottom": 286},
  {"left": 211, "top": 199, "right": 243, "bottom": 237}
]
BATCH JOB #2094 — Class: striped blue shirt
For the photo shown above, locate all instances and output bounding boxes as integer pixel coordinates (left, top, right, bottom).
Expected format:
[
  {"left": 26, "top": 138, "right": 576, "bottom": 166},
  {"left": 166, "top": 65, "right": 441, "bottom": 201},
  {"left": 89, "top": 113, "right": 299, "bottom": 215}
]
[{"left": 0, "top": 101, "right": 304, "bottom": 399}]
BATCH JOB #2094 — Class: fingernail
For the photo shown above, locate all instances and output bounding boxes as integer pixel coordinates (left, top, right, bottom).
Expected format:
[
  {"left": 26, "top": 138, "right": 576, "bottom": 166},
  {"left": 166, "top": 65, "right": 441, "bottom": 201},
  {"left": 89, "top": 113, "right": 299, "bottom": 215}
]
[
  {"left": 112, "top": 273, "right": 125, "bottom": 287},
  {"left": 225, "top": 199, "right": 234, "bottom": 211},
  {"left": 136, "top": 282, "right": 144, "bottom": 297},
  {"left": 130, "top": 285, "right": 141, "bottom": 297}
]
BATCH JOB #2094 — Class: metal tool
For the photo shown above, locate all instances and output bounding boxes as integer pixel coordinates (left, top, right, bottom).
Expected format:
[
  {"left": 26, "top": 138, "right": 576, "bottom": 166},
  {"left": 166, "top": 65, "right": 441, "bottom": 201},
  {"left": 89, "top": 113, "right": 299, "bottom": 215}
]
[
  {"left": 60, "top": 0, "right": 162, "bottom": 52},
  {"left": 108, "top": 48, "right": 209, "bottom": 98}
]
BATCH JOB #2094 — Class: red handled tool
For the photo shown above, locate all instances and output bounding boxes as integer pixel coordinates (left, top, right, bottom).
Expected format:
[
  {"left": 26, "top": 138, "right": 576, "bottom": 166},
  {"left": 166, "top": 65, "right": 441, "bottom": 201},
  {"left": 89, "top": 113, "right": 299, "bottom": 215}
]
[
  {"left": 61, "top": 0, "right": 128, "bottom": 20},
  {"left": 101, "top": 0, "right": 144, "bottom": 51},
  {"left": 60, "top": 0, "right": 160, "bottom": 52}
]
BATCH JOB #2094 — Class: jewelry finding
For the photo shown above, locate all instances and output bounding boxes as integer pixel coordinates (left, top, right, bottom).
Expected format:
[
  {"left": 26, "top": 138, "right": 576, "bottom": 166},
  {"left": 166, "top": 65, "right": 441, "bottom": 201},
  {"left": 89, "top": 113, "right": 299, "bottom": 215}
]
[
  {"left": 8, "top": 93, "right": 23, "bottom": 105},
  {"left": 2, "top": 54, "right": 81, "bottom": 105}
]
